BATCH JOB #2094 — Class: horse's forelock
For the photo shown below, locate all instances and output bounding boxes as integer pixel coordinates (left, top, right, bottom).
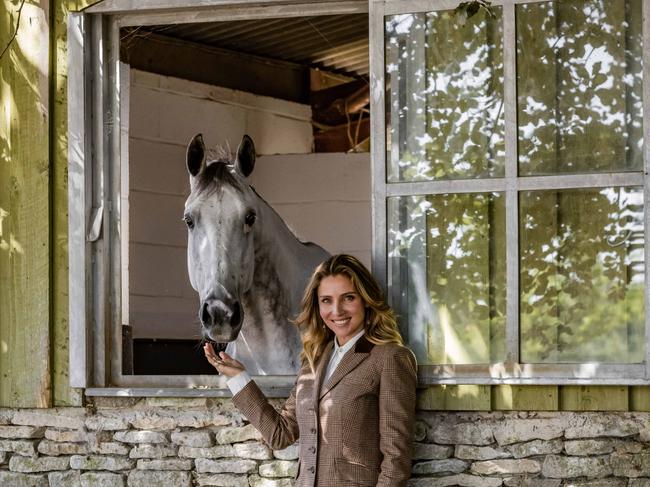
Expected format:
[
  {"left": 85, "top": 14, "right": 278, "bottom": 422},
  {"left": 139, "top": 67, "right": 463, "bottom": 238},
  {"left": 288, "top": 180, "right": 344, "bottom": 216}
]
[{"left": 194, "top": 159, "right": 246, "bottom": 196}]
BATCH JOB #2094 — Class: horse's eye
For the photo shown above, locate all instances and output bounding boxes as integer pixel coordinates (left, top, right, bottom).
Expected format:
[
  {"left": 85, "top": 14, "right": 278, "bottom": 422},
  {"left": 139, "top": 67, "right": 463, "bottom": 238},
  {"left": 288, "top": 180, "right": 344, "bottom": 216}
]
[
  {"left": 183, "top": 215, "right": 194, "bottom": 229},
  {"left": 245, "top": 211, "right": 257, "bottom": 227}
]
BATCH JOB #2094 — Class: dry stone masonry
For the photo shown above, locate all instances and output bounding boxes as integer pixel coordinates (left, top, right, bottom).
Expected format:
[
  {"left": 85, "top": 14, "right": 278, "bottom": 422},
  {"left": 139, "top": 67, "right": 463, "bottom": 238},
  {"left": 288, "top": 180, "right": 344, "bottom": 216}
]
[{"left": 2, "top": 399, "right": 650, "bottom": 486}]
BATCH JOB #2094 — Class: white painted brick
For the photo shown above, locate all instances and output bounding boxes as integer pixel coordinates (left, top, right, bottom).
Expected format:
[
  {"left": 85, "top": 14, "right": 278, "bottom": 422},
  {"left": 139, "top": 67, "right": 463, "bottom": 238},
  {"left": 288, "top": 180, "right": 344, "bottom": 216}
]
[{"left": 129, "top": 140, "right": 188, "bottom": 196}]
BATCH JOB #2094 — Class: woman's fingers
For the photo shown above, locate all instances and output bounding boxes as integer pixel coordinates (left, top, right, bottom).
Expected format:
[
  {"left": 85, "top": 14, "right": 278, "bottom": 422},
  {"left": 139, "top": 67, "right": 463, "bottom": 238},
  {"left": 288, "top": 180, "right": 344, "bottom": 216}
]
[{"left": 203, "top": 344, "right": 246, "bottom": 377}]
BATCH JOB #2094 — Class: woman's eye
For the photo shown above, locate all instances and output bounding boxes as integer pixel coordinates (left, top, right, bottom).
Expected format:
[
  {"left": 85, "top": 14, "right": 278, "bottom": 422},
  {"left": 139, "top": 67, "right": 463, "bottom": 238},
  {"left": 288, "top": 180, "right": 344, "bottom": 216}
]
[
  {"left": 245, "top": 211, "right": 257, "bottom": 227},
  {"left": 183, "top": 215, "right": 194, "bottom": 229}
]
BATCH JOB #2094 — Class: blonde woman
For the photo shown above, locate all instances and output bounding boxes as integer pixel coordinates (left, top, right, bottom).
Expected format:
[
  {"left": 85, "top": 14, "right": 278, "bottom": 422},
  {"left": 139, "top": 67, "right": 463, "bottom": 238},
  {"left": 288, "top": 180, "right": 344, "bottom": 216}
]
[{"left": 204, "top": 254, "right": 417, "bottom": 487}]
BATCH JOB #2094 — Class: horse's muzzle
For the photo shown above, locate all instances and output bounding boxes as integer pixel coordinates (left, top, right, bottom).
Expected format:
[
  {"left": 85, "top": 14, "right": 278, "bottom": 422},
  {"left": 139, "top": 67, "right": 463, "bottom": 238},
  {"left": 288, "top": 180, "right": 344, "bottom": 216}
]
[{"left": 200, "top": 298, "right": 243, "bottom": 342}]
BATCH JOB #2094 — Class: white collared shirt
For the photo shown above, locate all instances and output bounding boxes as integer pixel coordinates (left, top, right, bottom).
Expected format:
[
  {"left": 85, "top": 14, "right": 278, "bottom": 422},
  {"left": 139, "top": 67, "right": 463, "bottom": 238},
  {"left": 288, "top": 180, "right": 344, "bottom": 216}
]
[
  {"left": 323, "top": 329, "right": 365, "bottom": 384},
  {"left": 226, "top": 329, "right": 366, "bottom": 395}
]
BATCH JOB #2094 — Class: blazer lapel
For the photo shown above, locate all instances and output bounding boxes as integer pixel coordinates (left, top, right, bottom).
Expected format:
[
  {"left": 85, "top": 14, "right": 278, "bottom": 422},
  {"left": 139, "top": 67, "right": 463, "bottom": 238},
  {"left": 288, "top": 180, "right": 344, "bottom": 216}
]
[
  {"left": 312, "top": 341, "right": 334, "bottom": 407},
  {"left": 319, "top": 336, "right": 374, "bottom": 400}
]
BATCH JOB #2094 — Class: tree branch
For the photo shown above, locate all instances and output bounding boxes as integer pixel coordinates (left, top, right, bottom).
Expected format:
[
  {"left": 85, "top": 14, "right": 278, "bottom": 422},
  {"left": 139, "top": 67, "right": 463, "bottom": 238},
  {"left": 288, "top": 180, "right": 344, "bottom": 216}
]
[{"left": 0, "top": 0, "right": 27, "bottom": 63}]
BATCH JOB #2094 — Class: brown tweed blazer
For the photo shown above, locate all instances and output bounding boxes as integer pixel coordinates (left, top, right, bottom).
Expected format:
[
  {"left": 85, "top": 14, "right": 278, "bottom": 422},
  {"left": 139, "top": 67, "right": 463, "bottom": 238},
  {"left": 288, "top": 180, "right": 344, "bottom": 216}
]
[{"left": 232, "top": 336, "right": 417, "bottom": 487}]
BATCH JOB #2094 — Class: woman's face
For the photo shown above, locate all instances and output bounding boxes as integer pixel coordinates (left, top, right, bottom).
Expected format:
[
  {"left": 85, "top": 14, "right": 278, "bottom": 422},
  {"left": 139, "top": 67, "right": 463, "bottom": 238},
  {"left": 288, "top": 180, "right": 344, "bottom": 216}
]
[{"left": 317, "top": 274, "right": 365, "bottom": 346}]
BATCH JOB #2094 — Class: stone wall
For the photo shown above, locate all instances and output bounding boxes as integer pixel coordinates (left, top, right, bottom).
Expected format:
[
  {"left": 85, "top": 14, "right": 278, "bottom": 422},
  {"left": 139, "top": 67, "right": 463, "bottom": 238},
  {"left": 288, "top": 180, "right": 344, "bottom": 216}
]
[{"left": 2, "top": 398, "right": 650, "bottom": 486}]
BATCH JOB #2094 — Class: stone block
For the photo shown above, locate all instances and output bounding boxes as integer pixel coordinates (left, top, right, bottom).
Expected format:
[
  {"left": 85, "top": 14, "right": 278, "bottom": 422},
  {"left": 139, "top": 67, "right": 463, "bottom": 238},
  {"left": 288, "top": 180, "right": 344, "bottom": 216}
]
[
  {"left": 564, "top": 414, "right": 639, "bottom": 439},
  {"left": 503, "top": 477, "right": 560, "bottom": 487},
  {"left": 136, "top": 458, "right": 192, "bottom": 470},
  {"left": 273, "top": 444, "right": 298, "bottom": 460},
  {"left": 0, "top": 439, "right": 38, "bottom": 456},
  {"left": 129, "top": 413, "right": 177, "bottom": 431},
  {"left": 433, "top": 422, "right": 494, "bottom": 446},
  {"left": 0, "top": 426, "right": 45, "bottom": 439},
  {"left": 630, "top": 480, "right": 650, "bottom": 487},
  {"left": 507, "top": 439, "right": 563, "bottom": 459},
  {"left": 413, "top": 421, "right": 427, "bottom": 442},
  {"left": 411, "top": 458, "right": 468, "bottom": 475},
  {"left": 407, "top": 474, "right": 502, "bottom": 487},
  {"left": 128, "top": 444, "right": 177, "bottom": 458},
  {"left": 48, "top": 471, "right": 81, "bottom": 487},
  {"left": 454, "top": 444, "right": 510, "bottom": 460},
  {"left": 70, "top": 455, "right": 135, "bottom": 471},
  {"left": 1, "top": 450, "right": 6, "bottom": 464},
  {"left": 214, "top": 424, "right": 262, "bottom": 444},
  {"left": 38, "top": 440, "right": 88, "bottom": 456},
  {"left": 611, "top": 451, "right": 650, "bottom": 477},
  {"left": 195, "top": 474, "right": 248, "bottom": 487},
  {"left": 127, "top": 470, "right": 191, "bottom": 487},
  {"left": 493, "top": 419, "right": 566, "bottom": 446},
  {"left": 85, "top": 416, "right": 129, "bottom": 431},
  {"left": 195, "top": 458, "right": 257, "bottom": 474},
  {"left": 563, "top": 480, "right": 627, "bottom": 487},
  {"left": 45, "top": 430, "right": 90, "bottom": 443},
  {"left": 176, "top": 412, "right": 231, "bottom": 429},
  {"left": 470, "top": 459, "right": 541, "bottom": 476},
  {"left": 258, "top": 460, "right": 298, "bottom": 478},
  {"left": 564, "top": 439, "right": 613, "bottom": 456},
  {"left": 9, "top": 455, "right": 70, "bottom": 473},
  {"left": 542, "top": 455, "right": 612, "bottom": 479},
  {"left": 80, "top": 472, "right": 125, "bottom": 487},
  {"left": 233, "top": 442, "right": 273, "bottom": 460},
  {"left": 178, "top": 445, "right": 235, "bottom": 458},
  {"left": 171, "top": 431, "right": 212, "bottom": 447},
  {"left": 0, "top": 409, "right": 14, "bottom": 425},
  {"left": 91, "top": 442, "right": 130, "bottom": 455},
  {"left": 113, "top": 431, "right": 166, "bottom": 444},
  {"left": 249, "top": 475, "right": 294, "bottom": 487},
  {"left": 0, "top": 471, "right": 48, "bottom": 487},
  {"left": 12, "top": 410, "right": 85, "bottom": 430}
]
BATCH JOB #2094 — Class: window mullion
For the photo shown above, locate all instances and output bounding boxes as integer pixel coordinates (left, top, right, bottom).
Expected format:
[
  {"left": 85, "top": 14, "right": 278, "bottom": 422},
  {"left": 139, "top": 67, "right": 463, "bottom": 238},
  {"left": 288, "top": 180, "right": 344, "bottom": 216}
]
[
  {"left": 643, "top": 0, "right": 650, "bottom": 380},
  {"left": 503, "top": 0, "right": 519, "bottom": 365}
]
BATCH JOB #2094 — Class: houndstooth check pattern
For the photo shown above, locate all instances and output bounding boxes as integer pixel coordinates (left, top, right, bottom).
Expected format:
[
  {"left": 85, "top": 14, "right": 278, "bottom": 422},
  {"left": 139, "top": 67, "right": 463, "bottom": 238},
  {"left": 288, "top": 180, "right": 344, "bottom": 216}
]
[{"left": 232, "top": 336, "right": 417, "bottom": 487}]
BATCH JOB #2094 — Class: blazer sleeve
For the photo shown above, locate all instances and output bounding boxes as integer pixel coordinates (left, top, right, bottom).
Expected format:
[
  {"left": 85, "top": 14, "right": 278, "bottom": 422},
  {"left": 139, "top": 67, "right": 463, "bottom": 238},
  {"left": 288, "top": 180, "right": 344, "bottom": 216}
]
[
  {"left": 377, "top": 346, "right": 417, "bottom": 487},
  {"left": 231, "top": 379, "right": 300, "bottom": 451}
]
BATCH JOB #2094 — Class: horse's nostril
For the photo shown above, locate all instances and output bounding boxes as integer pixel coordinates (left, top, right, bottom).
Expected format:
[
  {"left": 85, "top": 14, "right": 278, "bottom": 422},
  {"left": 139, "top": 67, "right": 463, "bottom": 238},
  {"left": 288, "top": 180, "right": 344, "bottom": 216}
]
[
  {"left": 201, "top": 301, "right": 212, "bottom": 325},
  {"left": 231, "top": 302, "right": 241, "bottom": 327}
]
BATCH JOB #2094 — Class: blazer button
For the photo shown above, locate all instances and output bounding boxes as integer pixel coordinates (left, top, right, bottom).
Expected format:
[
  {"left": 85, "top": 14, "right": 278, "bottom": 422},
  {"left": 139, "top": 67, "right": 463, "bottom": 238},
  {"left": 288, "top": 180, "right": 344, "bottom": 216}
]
[
  {"left": 308, "top": 466, "right": 315, "bottom": 474},
  {"left": 310, "top": 428, "right": 316, "bottom": 434},
  {"left": 308, "top": 446, "right": 316, "bottom": 454}
]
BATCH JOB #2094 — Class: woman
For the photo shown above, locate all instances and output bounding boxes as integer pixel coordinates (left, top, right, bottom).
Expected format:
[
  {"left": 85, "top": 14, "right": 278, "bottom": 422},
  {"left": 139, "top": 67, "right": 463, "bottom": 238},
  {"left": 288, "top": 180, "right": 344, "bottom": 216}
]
[{"left": 204, "top": 254, "right": 417, "bottom": 487}]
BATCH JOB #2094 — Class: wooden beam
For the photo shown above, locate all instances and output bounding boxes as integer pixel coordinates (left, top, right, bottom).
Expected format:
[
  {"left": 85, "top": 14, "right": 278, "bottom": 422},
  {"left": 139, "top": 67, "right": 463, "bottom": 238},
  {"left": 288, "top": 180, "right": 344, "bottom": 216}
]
[{"left": 120, "top": 30, "right": 310, "bottom": 103}]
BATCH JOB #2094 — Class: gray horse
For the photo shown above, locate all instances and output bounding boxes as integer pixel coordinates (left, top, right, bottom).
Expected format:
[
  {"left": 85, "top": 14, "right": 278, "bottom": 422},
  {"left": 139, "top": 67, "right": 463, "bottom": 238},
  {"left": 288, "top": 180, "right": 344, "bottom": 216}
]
[{"left": 184, "top": 134, "right": 329, "bottom": 375}]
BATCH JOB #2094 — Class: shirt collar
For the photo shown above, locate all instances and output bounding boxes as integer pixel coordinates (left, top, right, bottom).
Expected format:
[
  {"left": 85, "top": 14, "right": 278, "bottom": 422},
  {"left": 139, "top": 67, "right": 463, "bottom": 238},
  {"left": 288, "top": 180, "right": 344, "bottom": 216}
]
[{"left": 334, "top": 329, "right": 365, "bottom": 355}]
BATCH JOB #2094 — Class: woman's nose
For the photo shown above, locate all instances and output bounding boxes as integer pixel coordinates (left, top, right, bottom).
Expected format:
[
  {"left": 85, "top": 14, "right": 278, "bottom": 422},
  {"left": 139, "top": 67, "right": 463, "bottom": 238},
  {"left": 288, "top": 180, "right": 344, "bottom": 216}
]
[{"left": 333, "top": 300, "right": 343, "bottom": 314}]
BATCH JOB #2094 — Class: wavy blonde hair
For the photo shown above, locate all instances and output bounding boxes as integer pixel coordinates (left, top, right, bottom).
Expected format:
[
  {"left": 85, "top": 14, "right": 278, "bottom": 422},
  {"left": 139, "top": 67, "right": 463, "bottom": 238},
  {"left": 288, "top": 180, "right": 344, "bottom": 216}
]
[{"left": 294, "top": 254, "right": 403, "bottom": 371}]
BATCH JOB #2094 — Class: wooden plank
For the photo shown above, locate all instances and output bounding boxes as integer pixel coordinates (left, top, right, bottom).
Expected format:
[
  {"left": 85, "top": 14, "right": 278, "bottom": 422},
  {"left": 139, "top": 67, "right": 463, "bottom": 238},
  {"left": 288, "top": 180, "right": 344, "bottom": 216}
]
[
  {"left": 492, "top": 385, "right": 558, "bottom": 411},
  {"left": 417, "top": 385, "right": 491, "bottom": 411},
  {"left": 0, "top": 0, "right": 52, "bottom": 407},
  {"left": 559, "top": 386, "right": 629, "bottom": 411},
  {"left": 629, "top": 387, "right": 650, "bottom": 411}
]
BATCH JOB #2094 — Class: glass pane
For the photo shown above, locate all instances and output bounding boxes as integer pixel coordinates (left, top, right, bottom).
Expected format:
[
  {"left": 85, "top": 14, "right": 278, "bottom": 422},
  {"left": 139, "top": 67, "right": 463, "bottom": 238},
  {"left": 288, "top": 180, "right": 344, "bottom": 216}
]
[
  {"left": 520, "top": 187, "right": 645, "bottom": 363},
  {"left": 388, "top": 193, "right": 506, "bottom": 365},
  {"left": 386, "top": 8, "right": 504, "bottom": 182},
  {"left": 517, "top": 0, "right": 643, "bottom": 176}
]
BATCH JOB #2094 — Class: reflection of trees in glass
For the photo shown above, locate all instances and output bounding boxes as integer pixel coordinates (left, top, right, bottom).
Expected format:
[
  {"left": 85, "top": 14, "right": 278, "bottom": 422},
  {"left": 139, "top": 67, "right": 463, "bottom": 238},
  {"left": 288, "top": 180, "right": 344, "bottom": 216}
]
[
  {"left": 388, "top": 193, "right": 506, "bottom": 364},
  {"left": 520, "top": 187, "right": 644, "bottom": 363},
  {"left": 386, "top": 7, "right": 504, "bottom": 182},
  {"left": 517, "top": 0, "right": 643, "bottom": 175}
]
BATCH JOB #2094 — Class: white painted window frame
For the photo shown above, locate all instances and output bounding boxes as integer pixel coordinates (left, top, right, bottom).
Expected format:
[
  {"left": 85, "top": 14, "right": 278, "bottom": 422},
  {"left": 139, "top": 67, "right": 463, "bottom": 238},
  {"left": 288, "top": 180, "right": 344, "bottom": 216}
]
[{"left": 370, "top": 0, "right": 650, "bottom": 385}]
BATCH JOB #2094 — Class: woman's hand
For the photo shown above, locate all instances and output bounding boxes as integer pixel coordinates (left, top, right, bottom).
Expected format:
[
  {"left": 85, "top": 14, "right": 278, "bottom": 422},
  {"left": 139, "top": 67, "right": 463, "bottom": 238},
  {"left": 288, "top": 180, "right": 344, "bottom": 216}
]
[{"left": 203, "top": 343, "right": 246, "bottom": 378}]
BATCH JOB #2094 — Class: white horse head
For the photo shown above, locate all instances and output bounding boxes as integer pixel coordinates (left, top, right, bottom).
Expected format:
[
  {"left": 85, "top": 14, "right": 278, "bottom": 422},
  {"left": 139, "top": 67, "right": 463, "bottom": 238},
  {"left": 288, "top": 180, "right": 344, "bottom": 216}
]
[{"left": 184, "top": 134, "right": 329, "bottom": 374}]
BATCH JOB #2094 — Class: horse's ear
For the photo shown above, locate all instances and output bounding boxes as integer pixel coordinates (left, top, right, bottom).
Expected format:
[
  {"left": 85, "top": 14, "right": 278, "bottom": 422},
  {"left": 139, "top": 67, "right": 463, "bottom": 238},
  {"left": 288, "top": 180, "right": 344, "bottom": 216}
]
[
  {"left": 235, "top": 135, "right": 256, "bottom": 178},
  {"left": 187, "top": 134, "right": 206, "bottom": 177}
]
